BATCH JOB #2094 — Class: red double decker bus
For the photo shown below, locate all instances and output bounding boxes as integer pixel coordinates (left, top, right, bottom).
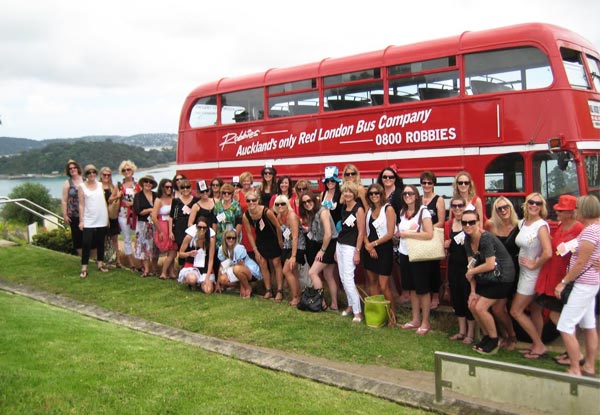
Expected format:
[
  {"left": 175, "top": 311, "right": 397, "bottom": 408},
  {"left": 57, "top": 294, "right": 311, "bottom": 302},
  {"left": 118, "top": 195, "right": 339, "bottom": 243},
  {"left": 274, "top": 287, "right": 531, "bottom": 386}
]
[{"left": 177, "top": 22, "right": 600, "bottom": 218}]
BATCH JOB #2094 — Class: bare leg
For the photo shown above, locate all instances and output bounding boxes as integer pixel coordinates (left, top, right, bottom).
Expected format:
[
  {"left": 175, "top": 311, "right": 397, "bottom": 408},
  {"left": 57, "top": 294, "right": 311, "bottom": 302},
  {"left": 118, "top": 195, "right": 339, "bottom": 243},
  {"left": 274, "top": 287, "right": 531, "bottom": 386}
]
[
  {"left": 510, "top": 293, "right": 546, "bottom": 355},
  {"left": 322, "top": 264, "right": 339, "bottom": 310}
]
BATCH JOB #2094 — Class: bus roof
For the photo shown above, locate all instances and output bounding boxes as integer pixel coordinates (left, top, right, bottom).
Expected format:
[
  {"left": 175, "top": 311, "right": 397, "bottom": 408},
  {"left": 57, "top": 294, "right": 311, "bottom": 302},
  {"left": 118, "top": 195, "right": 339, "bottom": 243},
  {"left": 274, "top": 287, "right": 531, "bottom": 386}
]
[{"left": 188, "top": 22, "right": 598, "bottom": 98}]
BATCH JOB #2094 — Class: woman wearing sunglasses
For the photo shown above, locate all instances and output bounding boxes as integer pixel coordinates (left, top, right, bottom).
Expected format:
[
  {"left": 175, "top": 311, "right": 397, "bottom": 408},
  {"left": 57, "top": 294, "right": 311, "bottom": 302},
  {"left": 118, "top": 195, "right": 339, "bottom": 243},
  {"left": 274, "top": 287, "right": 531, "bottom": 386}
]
[
  {"left": 511, "top": 193, "right": 552, "bottom": 360},
  {"left": 274, "top": 195, "right": 303, "bottom": 306},
  {"left": 151, "top": 179, "right": 178, "bottom": 280},
  {"left": 168, "top": 178, "right": 199, "bottom": 266},
  {"left": 452, "top": 171, "right": 484, "bottom": 229},
  {"left": 363, "top": 183, "right": 396, "bottom": 326},
  {"left": 116, "top": 160, "right": 140, "bottom": 271},
  {"left": 243, "top": 190, "right": 284, "bottom": 301},
  {"left": 463, "top": 209, "right": 515, "bottom": 354},
  {"left": 178, "top": 216, "right": 216, "bottom": 293},
  {"left": 299, "top": 192, "right": 339, "bottom": 311},
  {"left": 213, "top": 183, "right": 242, "bottom": 248},
  {"left": 341, "top": 164, "right": 367, "bottom": 208},
  {"left": 77, "top": 164, "right": 110, "bottom": 279},
  {"left": 320, "top": 166, "right": 342, "bottom": 232},
  {"left": 217, "top": 229, "right": 262, "bottom": 298},
  {"left": 188, "top": 180, "right": 217, "bottom": 234},
  {"left": 487, "top": 197, "right": 520, "bottom": 349},
  {"left": 258, "top": 166, "right": 277, "bottom": 207},
  {"left": 133, "top": 175, "right": 159, "bottom": 278},
  {"left": 444, "top": 196, "right": 475, "bottom": 343},
  {"left": 396, "top": 185, "right": 434, "bottom": 334},
  {"left": 62, "top": 160, "right": 84, "bottom": 257}
]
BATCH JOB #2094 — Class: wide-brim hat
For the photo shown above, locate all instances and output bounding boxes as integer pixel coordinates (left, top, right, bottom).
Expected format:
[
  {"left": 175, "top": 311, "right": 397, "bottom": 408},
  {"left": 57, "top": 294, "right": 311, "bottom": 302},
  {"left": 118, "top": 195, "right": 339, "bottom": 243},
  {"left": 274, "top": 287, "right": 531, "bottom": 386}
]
[
  {"left": 139, "top": 174, "right": 157, "bottom": 189},
  {"left": 322, "top": 166, "right": 341, "bottom": 183},
  {"left": 553, "top": 194, "right": 577, "bottom": 211}
]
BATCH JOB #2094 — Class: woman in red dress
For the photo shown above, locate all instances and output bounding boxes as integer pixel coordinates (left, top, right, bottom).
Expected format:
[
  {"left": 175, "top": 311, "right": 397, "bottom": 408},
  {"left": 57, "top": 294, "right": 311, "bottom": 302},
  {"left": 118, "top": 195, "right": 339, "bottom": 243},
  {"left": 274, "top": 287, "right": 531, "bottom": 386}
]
[{"left": 534, "top": 195, "right": 583, "bottom": 365}]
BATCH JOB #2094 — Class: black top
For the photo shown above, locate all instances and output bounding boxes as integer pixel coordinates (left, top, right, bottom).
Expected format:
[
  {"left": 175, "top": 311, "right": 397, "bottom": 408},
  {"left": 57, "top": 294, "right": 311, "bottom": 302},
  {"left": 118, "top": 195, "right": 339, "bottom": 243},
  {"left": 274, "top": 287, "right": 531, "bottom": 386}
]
[
  {"left": 465, "top": 231, "right": 515, "bottom": 283},
  {"left": 338, "top": 203, "right": 361, "bottom": 246},
  {"left": 133, "top": 191, "right": 157, "bottom": 222}
]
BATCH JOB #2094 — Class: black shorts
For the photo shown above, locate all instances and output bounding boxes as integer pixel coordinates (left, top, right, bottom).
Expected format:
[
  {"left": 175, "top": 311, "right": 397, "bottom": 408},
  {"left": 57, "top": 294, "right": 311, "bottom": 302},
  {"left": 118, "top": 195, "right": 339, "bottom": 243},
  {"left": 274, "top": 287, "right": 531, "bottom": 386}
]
[
  {"left": 306, "top": 238, "right": 337, "bottom": 266},
  {"left": 397, "top": 253, "right": 433, "bottom": 295},
  {"left": 281, "top": 249, "right": 306, "bottom": 265}
]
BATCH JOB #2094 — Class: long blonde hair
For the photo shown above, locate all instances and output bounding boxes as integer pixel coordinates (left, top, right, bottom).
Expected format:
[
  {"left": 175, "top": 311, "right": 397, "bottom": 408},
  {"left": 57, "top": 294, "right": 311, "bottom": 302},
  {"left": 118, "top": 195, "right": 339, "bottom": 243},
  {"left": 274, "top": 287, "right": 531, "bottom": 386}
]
[
  {"left": 220, "top": 229, "right": 238, "bottom": 260},
  {"left": 490, "top": 196, "right": 519, "bottom": 229}
]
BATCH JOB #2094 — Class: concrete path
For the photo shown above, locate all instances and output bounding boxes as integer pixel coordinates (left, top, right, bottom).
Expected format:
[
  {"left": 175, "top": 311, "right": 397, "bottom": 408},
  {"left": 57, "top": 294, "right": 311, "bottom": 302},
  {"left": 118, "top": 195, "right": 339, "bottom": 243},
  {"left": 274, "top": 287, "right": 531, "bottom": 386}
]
[{"left": 0, "top": 279, "right": 552, "bottom": 415}]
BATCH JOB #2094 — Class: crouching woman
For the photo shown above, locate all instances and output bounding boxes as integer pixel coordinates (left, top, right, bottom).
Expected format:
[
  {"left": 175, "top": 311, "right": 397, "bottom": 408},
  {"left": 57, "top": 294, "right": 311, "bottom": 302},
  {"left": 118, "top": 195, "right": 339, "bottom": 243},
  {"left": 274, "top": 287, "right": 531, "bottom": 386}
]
[
  {"left": 463, "top": 209, "right": 515, "bottom": 355},
  {"left": 178, "top": 216, "right": 216, "bottom": 293},
  {"left": 217, "top": 229, "right": 262, "bottom": 298}
]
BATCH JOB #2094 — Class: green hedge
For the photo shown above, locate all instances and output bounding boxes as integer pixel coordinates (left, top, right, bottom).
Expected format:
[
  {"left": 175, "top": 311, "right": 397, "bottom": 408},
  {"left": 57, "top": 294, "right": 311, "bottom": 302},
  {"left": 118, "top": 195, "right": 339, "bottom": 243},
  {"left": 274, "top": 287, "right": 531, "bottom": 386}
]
[{"left": 32, "top": 228, "right": 73, "bottom": 254}]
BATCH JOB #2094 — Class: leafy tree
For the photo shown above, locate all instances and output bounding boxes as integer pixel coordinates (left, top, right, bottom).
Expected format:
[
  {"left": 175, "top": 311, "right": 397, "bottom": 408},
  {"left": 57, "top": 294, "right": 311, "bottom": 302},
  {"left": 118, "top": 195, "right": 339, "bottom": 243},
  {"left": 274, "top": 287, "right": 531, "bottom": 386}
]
[{"left": 2, "top": 182, "right": 59, "bottom": 225}]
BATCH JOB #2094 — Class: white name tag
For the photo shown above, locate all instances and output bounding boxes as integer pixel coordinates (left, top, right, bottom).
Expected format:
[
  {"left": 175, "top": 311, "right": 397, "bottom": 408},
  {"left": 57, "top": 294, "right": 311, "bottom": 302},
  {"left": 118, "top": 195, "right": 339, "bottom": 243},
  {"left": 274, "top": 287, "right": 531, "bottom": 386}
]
[{"left": 344, "top": 214, "right": 356, "bottom": 227}]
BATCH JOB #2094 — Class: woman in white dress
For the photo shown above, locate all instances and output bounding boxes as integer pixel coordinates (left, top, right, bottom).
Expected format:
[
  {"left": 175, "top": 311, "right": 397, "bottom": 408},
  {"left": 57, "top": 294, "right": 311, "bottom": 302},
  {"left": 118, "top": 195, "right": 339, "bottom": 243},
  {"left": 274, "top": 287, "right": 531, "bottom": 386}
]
[{"left": 78, "top": 164, "right": 109, "bottom": 278}]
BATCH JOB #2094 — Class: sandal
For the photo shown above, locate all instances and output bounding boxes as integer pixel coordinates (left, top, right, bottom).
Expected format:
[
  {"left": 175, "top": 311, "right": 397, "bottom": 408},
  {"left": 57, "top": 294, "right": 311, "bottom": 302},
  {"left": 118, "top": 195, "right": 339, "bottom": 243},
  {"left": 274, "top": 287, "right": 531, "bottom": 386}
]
[
  {"left": 449, "top": 333, "right": 466, "bottom": 341},
  {"left": 140, "top": 272, "right": 149, "bottom": 278},
  {"left": 159, "top": 275, "right": 168, "bottom": 280},
  {"left": 462, "top": 336, "right": 474, "bottom": 345},
  {"left": 79, "top": 270, "right": 88, "bottom": 279},
  {"left": 401, "top": 322, "right": 421, "bottom": 330},
  {"left": 274, "top": 289, "right": 284, "bottom": 303},
  {"left": 97, "top": 265, "right": 109, "bottom": 273},
  {"left": 263, "top": 289, "right": 273, "bottom": 300}
]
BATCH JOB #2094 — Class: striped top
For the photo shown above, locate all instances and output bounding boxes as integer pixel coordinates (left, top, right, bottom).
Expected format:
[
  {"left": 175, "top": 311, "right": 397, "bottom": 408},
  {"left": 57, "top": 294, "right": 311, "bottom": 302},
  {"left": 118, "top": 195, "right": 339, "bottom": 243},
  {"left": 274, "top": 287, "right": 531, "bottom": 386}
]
[{"left": 569, "top": 223, "right": 600, "bottom": 285}]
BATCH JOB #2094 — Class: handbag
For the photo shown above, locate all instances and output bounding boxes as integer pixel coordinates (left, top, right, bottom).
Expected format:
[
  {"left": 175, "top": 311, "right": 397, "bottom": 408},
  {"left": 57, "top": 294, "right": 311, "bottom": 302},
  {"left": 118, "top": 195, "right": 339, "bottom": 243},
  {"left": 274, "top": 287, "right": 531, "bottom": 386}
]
[
  {"left": 297, "top": 287, "right": 323, "bottom": 312},
  {"left": 107, "top": 199, "right": 120, "bottom": 219},
  {"left": 560, "top": 264, "right": 592, "bottom": 305},
  {"left": 364, "top": 295, "right": 391, "bottom": 328},
  {"left": 406, "top": 208, "right": 445, "bottom": 262},
  {"left": 474, "top": 263, "right": 502, "bottom": 285}
]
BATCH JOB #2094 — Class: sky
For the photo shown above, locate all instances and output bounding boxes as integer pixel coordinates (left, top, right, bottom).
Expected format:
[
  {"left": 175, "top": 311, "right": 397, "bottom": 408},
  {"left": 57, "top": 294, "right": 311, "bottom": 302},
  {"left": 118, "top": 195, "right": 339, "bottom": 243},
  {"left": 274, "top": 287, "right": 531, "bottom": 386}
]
[{"left": 1, "top": 0, "right": 599, "bottom": 141}]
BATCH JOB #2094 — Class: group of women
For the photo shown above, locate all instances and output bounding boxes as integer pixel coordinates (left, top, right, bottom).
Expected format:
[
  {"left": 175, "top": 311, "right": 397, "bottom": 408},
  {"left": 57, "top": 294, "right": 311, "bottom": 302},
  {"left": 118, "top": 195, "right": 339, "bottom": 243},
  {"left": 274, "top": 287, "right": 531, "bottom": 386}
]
[
  {"left": 62, "top": 158, "right": 599, "bottom": 375},
  {"left": 445, "top": 187, "right": 599, "bottom": 377}
]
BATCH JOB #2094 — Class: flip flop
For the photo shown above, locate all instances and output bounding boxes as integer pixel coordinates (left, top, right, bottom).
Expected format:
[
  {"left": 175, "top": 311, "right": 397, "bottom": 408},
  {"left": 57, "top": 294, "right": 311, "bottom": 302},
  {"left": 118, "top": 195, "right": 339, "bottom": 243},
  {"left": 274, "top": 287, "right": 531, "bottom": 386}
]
[
  {"left": 79, "top": 270, "right": 88, "bottom": 279},
  {"left": 416, "top": 327, "right": 431, "bottom": 335},
  {"left": 518, "top": 348, "right": 532, "bottom": 355},
  {"left": 524, "top": 352, "right": 547, "bottom": 360},
  {"left": 449, "top": 333, "right": 465, "bottom": 341},
  {"left": 401, "top": 322, "right": 420, "bottom": 330}
]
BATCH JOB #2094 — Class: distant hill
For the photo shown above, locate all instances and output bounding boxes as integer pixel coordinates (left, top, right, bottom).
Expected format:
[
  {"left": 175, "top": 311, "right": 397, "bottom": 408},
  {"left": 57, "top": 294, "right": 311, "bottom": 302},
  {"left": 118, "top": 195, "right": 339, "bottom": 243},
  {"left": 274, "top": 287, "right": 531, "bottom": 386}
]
[
  {"left": 0, "top": 136, "right": 177, "bottom": 176},
  {"left": 0, "top": 137, "right": 46, "bottom": 155},
  {"left": 0, "top": 133, "right": 177, "bottom": 156}
]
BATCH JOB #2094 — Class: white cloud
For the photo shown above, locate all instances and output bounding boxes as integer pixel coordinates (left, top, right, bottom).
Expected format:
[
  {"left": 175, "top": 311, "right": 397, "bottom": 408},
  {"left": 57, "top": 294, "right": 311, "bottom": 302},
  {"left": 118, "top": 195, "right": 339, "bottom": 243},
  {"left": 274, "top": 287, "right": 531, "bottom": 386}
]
[{"left": 0, "top": 0, "right": 599, "bottom": 139}]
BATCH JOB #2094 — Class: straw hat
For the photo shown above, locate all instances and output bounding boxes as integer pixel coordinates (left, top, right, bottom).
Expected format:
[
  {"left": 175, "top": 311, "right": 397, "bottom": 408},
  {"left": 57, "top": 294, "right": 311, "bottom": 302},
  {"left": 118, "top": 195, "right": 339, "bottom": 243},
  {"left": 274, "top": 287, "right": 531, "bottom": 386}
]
[{"left": 139, "top": 174, "right": 157, "bottom": 189}]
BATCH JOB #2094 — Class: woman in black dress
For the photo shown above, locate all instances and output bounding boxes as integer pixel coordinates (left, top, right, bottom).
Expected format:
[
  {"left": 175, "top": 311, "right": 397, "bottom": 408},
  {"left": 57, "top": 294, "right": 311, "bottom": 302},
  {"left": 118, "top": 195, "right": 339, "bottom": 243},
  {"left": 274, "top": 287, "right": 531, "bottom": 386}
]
[
  {"left": 168, "top": 178, "right": 199, "bottom": 265},
  {"left": 362, "top": 184, "right": 397, "bottom": 326},
  {"left": 243, "top": 190, "right": 284, "bottom": 301}
]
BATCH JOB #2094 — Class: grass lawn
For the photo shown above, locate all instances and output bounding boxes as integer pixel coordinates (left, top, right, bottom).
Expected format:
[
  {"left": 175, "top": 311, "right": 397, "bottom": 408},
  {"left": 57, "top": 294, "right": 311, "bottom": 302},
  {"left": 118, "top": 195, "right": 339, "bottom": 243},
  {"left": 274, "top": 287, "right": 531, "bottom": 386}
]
[
  {"left": 0, "top": 244, "right": 589, "bottom": 373},
  {"left": 0, "top": 292, "right": 430, "bottom": 415}
]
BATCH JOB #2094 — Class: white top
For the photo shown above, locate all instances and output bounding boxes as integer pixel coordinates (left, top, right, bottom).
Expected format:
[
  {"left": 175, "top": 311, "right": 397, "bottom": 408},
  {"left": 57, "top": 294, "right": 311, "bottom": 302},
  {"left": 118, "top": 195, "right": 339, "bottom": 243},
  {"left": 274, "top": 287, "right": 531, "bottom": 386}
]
[
  {"left": 515, "top": 218, "right": 549, "bottom": 281},
  {"left": 397, "top": 206, "right": 431, "bottom": 255},
  {"left": 366, "top": 203, "right": 391, "bottom": 239},
  {"left": 80, "top": 183, "right": 108, "bottom": 228}
]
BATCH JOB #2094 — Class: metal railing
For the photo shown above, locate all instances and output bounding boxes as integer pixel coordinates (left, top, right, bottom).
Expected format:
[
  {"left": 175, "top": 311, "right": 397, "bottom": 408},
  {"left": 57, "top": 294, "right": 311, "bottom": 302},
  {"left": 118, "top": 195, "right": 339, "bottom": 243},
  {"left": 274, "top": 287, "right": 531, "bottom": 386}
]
[{"left": 0, "top": 196, "right": 65, "bottom": 230}]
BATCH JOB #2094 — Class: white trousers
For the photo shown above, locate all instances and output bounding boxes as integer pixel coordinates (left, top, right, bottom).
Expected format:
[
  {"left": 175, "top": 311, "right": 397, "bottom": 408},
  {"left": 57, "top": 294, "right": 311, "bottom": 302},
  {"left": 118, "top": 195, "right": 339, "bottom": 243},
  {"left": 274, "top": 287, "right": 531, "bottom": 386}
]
[
  {"left": 336, "top": 242, "right": 361, "bottom": 314},
  {"left": 118, "top": 214, "right": 135, "bottom": 256}
]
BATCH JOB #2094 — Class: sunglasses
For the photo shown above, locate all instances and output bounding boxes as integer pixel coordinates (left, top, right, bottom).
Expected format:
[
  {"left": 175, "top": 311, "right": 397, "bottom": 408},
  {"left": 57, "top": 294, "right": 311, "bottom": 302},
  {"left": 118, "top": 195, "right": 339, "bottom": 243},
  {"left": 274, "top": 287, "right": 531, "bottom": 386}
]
[
  {"left": 102, "top": 173, "right": 112, "bottom": 177},
  {"left": 221, "top": 191, "right": 232, "bottom": 195},
  {"left": 402, "top": 191, "right": 416, "bottom": 197},
  {"left": 180, "top": 185, "right": 191, "bottom": 190},
  {"left": 122, "top": 168, "right": 132, "bottom": 172},
  {"left": 199, "top": 189, "right": 209, "bottom": 193},
  {"left": 457, "top": 180, "right": 470, "bottom": 186},
  {"left": 225, "top": 236, "right": 236, "bottom": 241},
  {"left": 368, "top": 191, "right": 381, "bottom": 196},
  {"left": 86, "top": 170, "right": 97, "bottom": 175},
  {"left": 421, "top": 181, "right": 433, "bottom": 185},
  {"left": 496, "top": 204, "right": 510, "bottom": 212},
  {"left": 324, "top": 179, "right": 336, "bottom": 184},
  {"left": 461, "top": 220, "right": 477, "bottom": 227},
  {"left": 197, "top": 225, "right": 207, "bottom": 230},
  {"left": 175, "top": 178, "right": 182, "bottom": 181},
  {"left": 381, "top": 175, "right": 395, "bottom": 180},
  {"left": 296, "top": 187, "right": 307, "bottom": 192},
  {"left": 344, "top": 171, "right": 357, "bottom": 177},
  {"left": 274, "top": 202, "right": 287, "bottom": 207},
  {"left": 211, "top": 183, "right": 220, "bottom": 187},
  {"left": 302, "top": 199, "right": 313, "bottom": 205},
  {"left": 164, "top": 185, "right": 172, "bottom": 189},
  {"left": 451, "top": 203, "right": 465, "bottom": 209},
  {"left": 246, "top": 198, "right": 258, "bottom": 203},
  {"left": 527, "top": 200, "right": 543, "bottom": 206},
  {"left": 263, "top": 171, "right": 273, "bottom": 175},
  {"left": 69, "top": 166, "right": 78, "bottom": 170}
]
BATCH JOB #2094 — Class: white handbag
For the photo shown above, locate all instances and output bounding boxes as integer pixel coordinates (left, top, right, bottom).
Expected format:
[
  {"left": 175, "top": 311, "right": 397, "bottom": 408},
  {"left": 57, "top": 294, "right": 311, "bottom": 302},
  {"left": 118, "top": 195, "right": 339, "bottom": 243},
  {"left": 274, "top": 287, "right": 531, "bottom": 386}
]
[{"left": 405, "top": 208, "right": 445, "bottom": 262}]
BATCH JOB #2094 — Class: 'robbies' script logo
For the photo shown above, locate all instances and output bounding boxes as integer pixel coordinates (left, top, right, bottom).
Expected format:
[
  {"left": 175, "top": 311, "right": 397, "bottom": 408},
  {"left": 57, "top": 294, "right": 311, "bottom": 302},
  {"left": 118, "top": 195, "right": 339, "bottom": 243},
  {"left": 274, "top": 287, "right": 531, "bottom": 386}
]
[{"left": 220, "top": 129, "right": 260, "bottom": 150}]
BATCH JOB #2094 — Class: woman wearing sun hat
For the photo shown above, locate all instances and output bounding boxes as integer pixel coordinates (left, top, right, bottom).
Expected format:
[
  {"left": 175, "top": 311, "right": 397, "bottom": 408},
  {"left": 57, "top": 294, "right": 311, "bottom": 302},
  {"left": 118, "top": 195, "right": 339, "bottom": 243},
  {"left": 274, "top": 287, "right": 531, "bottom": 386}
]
[
  {"left": 320, "top": 166, "right": 342, "bottom": 232},
  {"left": 133, "top": 174, "right": 159, "bottom": 277},
  {"left": 77, "top": 164, "right": 109, "bottom": 279}
]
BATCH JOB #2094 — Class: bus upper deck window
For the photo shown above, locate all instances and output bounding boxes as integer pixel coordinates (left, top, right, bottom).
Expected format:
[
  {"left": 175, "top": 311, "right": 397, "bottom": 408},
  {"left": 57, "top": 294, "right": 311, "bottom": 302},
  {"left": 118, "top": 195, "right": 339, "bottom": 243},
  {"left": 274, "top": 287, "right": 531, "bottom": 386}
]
[{"left": 561, "top": 48, "right": 590, "bottom": 89}]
